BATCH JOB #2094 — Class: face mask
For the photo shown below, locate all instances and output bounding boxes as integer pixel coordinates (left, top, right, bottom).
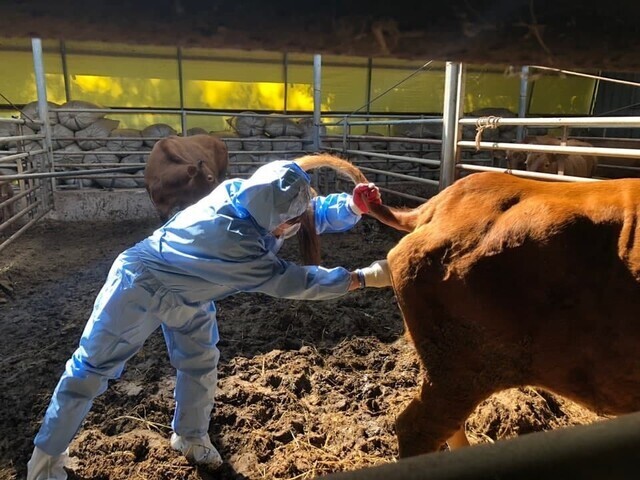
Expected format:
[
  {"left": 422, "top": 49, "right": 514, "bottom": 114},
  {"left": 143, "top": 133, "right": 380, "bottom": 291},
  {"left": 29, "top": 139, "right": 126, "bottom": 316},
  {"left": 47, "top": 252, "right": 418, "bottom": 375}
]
[{"left": 281, "top": 222, "right": 301, "bottom": 240}]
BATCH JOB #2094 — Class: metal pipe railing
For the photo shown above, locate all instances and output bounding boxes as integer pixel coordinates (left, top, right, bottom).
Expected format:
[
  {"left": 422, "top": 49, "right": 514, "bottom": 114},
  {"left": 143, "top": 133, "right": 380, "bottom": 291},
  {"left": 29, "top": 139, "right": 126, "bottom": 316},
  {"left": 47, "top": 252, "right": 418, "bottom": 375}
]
[
  {"left": 0, "top": 183, "right": 40, "bottom": 210},
  {"left": 323, "top": 134, "right": 442, "bottom": 145},
  {"left": 51, "top": 107, "right": 313, "bottom": 118},
  {"left": 0, "top": 166, "right": 143, "bottom": 181},
  {"left": 358, "top": 166, "right": 440, "bottom": 186},
  {"left": 324, "top": 118, "right": 443, "bottom": 127},
  {"left": 50, "top": 136, "right": 314, "bottom": 143},
  {"left": 0, "top": 117, "right": 36, "bottom": 125},
  {"left": 0, "top": 134, "right": 44, "bottom": 143},
  {"left": 0, "top": 207, "right": 48, "bottom": 254},
  {"left": 378, "top": 185, "right": 428, "bottom": 203},
  {"left": 324, "top": 148, "right": 441, "bottom": 167},
  {"left": 458, "top": 163, "right": 600, "bottom": 182},
  {"left": 0, "top": 149, "right": 46, "bottom": 163},
  {"left": 42, "top": 149, "right": 308, "bottom": 156},
  {"left": 459, "top": 115, "right": 640, "bottom": 127},
  {"left": 0, "top": 198, "right": 41, "bottom": 234},
  {"left": 458, "top": 140, "right": 640, "bottom": 160}
]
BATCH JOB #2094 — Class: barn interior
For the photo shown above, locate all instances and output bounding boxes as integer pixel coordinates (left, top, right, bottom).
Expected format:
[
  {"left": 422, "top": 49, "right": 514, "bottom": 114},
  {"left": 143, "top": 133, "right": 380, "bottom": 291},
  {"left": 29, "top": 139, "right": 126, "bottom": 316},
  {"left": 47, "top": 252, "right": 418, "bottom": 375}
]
[{"left": 1, "top": 1, "right": 640, "bottom": 479}]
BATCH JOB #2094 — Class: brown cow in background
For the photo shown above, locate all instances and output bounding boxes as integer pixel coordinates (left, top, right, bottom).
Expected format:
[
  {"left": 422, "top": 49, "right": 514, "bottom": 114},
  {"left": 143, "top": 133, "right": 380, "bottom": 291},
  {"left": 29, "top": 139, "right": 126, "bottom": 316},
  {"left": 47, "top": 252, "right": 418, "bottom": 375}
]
[
  {"left": 144, "top": 134, "right": 229, "bottom": 222},
  {"left": 580, "top": 137, "right": 640, "bottom": 179},
  {"left": 506, "top": 135, "right": 598, "bottom": 177},
  {"left": 365, "top": 172, "right": 640, "bottom": 457}
]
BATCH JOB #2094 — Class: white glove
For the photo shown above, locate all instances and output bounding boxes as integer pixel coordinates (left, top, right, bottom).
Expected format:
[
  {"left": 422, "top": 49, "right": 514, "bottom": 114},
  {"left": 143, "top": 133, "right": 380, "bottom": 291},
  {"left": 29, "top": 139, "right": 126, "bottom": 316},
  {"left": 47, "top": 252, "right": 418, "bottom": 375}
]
[
  {"left": 356, "top": 259, "right": 392, "bottom": 288},
  {"left": 27, "top": 446, "right": 68, "bottom": 480},
  {"left": 171, "top": 433, "right": 223, "bottom": 469}
]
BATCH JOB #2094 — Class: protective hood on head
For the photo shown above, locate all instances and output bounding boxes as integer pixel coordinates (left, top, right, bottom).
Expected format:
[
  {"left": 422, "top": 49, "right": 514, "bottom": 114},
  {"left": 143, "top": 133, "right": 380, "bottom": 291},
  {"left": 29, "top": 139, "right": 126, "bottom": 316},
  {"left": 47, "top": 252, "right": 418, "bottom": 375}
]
[{"left": 233, "top": 160, "right": 311, "bottom": 231}]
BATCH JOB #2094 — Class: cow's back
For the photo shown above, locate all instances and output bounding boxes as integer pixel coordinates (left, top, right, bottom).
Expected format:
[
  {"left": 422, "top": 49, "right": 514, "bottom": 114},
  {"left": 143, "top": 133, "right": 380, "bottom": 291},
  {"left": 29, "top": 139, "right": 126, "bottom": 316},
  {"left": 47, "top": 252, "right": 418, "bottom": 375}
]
[{"left": 145, "top": 134, "right": 229, "bottom": 221}]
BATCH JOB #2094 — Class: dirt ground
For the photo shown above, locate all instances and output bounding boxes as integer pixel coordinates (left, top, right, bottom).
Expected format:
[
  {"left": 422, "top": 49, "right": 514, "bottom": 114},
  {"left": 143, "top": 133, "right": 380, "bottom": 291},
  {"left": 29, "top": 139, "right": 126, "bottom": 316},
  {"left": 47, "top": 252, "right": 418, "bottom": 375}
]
[{"left": 0, "top": 216, "right": 605, "bottom": 480}]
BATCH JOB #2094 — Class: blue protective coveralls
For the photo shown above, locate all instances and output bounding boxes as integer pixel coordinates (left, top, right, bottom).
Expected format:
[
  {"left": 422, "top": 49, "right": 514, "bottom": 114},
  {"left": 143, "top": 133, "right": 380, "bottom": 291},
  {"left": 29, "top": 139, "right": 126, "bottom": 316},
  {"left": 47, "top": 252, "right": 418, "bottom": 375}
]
[{"left": 34, "top": 160, "right": 361, "bottom": 456}]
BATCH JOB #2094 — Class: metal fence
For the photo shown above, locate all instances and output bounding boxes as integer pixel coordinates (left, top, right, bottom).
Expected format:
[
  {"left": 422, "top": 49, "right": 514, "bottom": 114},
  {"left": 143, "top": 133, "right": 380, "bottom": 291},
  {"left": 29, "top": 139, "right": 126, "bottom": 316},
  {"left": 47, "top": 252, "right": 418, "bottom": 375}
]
[
  {"left": 315, "top": 64, "right": 640, "bottom": 202},
  {"left": 4, "top": 54, "right": 640, "bottom": 249},
  {"left": 0, "top": 116, "right": 52, "bottom": 253}
]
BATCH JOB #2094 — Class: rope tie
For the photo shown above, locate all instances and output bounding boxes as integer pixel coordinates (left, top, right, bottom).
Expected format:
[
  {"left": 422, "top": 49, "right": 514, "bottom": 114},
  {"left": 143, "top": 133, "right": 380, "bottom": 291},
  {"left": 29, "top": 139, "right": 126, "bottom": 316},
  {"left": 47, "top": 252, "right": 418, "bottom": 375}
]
[{"left": 474, "top": 116, "right": 501, "bottom": 151}]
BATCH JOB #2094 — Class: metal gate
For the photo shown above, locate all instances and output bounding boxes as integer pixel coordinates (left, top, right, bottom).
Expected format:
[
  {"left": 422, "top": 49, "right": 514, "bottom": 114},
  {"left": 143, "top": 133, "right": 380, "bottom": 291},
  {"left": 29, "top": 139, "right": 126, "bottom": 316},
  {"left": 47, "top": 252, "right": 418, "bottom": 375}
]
[{"left": 0, "top": 115, "right": 53, "bottom": 254}]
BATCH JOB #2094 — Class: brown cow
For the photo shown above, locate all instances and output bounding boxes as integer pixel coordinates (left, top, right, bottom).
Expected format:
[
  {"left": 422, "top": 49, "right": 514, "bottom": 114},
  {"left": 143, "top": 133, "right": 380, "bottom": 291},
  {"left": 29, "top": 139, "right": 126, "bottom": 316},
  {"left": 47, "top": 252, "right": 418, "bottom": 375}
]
[
  {"left": 365, "top": 172, "right": 640, "bottom": 457},
  {"left": 506, "top": 135, "right": 599, "bottom": 177},
  {"left": 578, "top": 137, "right": 640, "bottom": 179},
  {"left": 144, "top": 134, "right": 229, "bottom": 222}
]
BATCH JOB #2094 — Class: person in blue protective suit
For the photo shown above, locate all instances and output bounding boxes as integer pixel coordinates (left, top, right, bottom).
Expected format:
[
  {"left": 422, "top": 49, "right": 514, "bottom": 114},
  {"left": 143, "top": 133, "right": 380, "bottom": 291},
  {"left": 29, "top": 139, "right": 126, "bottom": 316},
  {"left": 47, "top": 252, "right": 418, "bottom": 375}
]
[{"left": 27, "top": 160, "right": 391, "bottom": 480}]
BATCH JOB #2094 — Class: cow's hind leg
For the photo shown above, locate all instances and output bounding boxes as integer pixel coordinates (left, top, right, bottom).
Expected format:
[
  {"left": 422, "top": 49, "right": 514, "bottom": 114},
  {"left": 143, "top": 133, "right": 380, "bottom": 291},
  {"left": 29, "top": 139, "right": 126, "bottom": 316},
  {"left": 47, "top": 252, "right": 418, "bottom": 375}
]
[
  {"left": 446, "top": 426, "right": 470, "bottom": 450},
  {"left": 396, "top": 378, "right": 483, "bottom": 457}
]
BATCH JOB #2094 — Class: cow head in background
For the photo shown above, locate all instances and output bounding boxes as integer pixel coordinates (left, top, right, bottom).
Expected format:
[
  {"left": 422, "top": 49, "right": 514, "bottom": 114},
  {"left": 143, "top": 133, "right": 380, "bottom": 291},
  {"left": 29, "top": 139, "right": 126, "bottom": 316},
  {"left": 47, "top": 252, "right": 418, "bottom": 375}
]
[{"left": 504, "top": 136, "right": 598, "bottom": 178}]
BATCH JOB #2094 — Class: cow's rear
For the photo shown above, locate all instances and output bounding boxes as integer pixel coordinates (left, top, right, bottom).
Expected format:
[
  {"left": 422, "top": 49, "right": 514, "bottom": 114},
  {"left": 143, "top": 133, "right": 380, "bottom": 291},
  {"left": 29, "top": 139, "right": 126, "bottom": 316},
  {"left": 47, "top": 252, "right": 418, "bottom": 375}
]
[{"left": 369, "top": 173, "right": 640, "bottom": 456}]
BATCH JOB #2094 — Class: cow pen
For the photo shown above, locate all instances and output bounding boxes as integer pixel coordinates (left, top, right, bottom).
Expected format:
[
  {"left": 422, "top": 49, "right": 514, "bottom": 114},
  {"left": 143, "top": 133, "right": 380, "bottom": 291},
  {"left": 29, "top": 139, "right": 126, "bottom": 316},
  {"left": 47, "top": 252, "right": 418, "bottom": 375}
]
[{"left": 2, "top": 22, "right": 640, "bottom": 480}]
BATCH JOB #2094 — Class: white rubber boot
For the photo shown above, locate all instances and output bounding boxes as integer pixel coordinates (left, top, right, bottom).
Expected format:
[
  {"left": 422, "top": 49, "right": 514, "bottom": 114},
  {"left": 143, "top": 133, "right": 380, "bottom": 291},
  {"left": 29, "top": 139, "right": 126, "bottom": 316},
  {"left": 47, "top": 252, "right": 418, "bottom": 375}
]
[
  {"left": 170, "top": 433, "right": 223, "bottom": 469},
  {"left": 26, "top": 446, "right": 68, "bottom": 480}
]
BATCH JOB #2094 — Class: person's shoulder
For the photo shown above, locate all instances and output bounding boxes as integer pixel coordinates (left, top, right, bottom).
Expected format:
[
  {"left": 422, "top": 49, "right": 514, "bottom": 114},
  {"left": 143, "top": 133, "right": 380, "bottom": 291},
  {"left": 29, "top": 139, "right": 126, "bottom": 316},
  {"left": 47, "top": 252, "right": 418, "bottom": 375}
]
[{"left": 212, "top": 219, "right": 268, "bottom": 261}]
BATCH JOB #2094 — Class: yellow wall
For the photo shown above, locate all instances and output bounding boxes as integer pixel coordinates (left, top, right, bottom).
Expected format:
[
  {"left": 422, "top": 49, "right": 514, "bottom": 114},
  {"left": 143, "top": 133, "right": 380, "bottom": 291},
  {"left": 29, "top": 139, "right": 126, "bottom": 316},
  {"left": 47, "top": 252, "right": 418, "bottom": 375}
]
[
  {"left": 529, "top": 76, "right": 596, "bottom": 114},
  {"left": 0, "top": 39, "right": 597, "bottom": 127}
]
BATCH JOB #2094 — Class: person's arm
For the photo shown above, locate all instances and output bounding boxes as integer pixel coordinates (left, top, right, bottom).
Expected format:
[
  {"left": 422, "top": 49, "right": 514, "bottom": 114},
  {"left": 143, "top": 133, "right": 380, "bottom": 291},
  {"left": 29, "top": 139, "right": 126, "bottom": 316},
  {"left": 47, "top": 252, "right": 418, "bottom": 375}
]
[
  {"left": 174, "top": 235, "right": 354, "bottom": 300},
  {"left": 247, "top": 259, "right": 386, "bottom": 297},
  {"left": 312, "top": 183, "right": 382, "bottom": 234},
  {"left": 312, "top": 193, "right": 361, "bottom": 234}
]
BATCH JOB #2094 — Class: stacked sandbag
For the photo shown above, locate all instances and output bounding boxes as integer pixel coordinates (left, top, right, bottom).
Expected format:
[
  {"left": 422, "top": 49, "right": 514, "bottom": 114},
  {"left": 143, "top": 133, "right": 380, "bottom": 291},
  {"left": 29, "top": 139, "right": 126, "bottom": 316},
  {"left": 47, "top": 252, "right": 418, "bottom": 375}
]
[
  {"left": 297, "top": 118, "right": 327, "bottom": 145},
  {"left": 142, "top": 123, "right": 177, "bottom": 147},
  {"left": 20, "top": 101, "right": 60, "bottom": 130},
  {"left": 187, "top": 127, "right": 208, "bottom": 136},
  {"left": 55, "top": 143, "right": 93, "bottom": 188},
  {"left": 106, "top": 128, "right": 143, "bottom": 153},
  {"left": 264, "top": 116, "right": 304, "bottom": 137},
  {"left": 57, "top": 101, "right": 106, "bottom": 131},
  {"left": 0, "top": 123, "right": 35, "bottom": 147},
  {"left": 83, "top": 147, "right": 138, "bottom": 188},
  {"left": 222, "top": 113, "right": 321, "bottom": 176},
  {"left": 230, "top": 153, "right": 261, "bottom": 175},
  {"left": 271, "top": 136, "right": 302, "bottom": 153},
  {"left": 120, "top": 154, "right": 147, "bottom": 187},
  {"left": 222, "top": 137, "right": 243, "bottom": 153},
  {"left": 242, "top": 136, "right": 272, "bottom": 152},
  {"left": 227, "top": 112, "right": 266, "bottom": 137},
  {"left": 51, "top": 123, "right": 75, "bottom": 150},
  {"left": 358, "top": 132, "right": 387, "bottom": 152},
  {"left": 55, "top": 143, "right": 83, "bottom": 165},
  {"left": 0, "top": 122, "right": 17, "bottom": 143},
  {"left": 388, "top": 140, "right": 420, "bottom": 154},
  {"left": 76, "top": 118, "right": 120, "bottom": 150},
  {"left": 391, "top": 122, "right": 442, "bottom": 139}
]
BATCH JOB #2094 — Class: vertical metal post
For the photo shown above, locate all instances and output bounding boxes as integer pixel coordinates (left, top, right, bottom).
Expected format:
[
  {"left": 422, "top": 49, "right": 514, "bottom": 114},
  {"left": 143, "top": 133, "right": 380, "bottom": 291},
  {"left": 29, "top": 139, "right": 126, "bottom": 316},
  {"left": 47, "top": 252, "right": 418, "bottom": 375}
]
[
  {"left": 589, "top": 70, "right": 601, "bottom": 116},
  {"left": 312, "top": 54, "right": 322, "bottom": 152},
  {"left": 365, "top": 57, "right": 373, "bottom": 133},
  {"left": 517, "top": 66, "right": 530, "bottom": 142},
  {"left": 32, "top": 38, "right": 55, "bottom": 206},
  {"left": 283, "top": 52, "right": 289, "bottom": 114},
  {"left": 60, "top": 40, "right": 71, "bottom": 102},
  {"left": 439, "top": 62, "right": 463, "bottom": 191},
  {"left": 15, "top": 123, "right": 28, "bottom": 218},
  {"left": 177, "top": 47, "right": 187, "bottom": 135}
]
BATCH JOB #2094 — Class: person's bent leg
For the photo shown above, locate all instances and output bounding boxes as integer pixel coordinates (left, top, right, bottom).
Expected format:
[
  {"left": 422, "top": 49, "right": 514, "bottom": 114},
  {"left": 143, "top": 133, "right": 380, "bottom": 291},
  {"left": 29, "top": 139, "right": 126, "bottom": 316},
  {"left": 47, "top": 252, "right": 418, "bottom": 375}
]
[
  {"left": 28, "top": 257, "right": 160, "bottom": 479},
  {"left": 162, "top": 301, "right": 221, "bottom": 468}
]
